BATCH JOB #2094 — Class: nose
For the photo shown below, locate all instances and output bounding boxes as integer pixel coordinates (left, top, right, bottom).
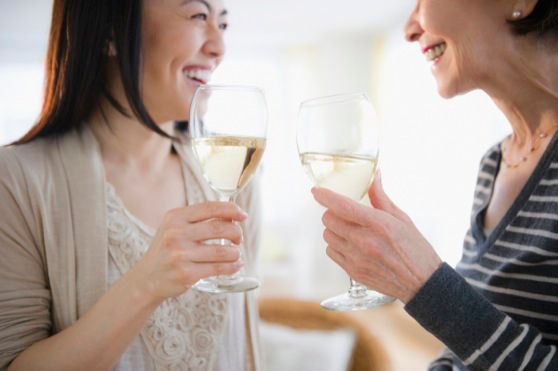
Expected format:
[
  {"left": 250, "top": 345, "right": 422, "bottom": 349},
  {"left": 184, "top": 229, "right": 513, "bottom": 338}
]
[
  {"left": 404, "top": 5, "right": 423, "bottom": 42},
  {"left": 204, "top": 24, "right": 225, "bottom": 59}
]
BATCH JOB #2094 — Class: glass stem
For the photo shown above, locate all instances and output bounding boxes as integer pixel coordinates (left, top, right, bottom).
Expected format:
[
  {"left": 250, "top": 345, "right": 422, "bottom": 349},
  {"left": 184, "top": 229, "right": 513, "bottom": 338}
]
[
  {"left": 216, "top": 192, "right": 243, "bottom": 284},
  {"left": 348, "top": 278, "right": 368, "bottom": 298}
]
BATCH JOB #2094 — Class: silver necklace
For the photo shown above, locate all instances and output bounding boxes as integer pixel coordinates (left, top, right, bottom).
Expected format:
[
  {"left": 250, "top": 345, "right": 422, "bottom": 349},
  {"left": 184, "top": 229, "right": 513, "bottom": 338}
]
[{"left": 501, "top": 132, "right": 548, "bottom": 169}]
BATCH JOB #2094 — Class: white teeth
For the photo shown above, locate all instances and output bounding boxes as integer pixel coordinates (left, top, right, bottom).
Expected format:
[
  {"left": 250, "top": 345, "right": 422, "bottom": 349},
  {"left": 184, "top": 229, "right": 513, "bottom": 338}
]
[
  {"left": 425, "top": 43, "right": 446, "bottom": 62},
  {"left": 185, "top": 69, "right": 212, "bottom": 83}
]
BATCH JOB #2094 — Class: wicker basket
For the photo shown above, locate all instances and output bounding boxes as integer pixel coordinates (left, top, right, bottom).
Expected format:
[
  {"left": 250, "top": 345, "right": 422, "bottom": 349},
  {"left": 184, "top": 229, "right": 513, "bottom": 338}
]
[{"left": 259, "top": 297, "right": 390, "bottom": 371}]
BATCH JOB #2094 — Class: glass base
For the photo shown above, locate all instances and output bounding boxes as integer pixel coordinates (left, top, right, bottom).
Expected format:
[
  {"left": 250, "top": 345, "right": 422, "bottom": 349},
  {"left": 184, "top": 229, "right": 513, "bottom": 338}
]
[
  {"left": 320, "top": 290, "right": 395, "bottom": 311},
  {"left": 193, "top": 276, "right": 260, "bottom": 294}
]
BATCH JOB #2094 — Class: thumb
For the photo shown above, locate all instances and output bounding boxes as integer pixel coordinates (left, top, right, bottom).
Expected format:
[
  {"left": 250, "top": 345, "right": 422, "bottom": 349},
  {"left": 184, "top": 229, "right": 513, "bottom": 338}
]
[{"left": 368, "top": 170, "right": 408, "bottom": 222}]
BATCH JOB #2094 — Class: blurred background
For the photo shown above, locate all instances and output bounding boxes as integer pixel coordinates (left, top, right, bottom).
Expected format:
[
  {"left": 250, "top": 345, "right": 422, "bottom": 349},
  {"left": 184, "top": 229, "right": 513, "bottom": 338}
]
[{"left": 0, "top": 0, "right": 510, "bottom": 369}]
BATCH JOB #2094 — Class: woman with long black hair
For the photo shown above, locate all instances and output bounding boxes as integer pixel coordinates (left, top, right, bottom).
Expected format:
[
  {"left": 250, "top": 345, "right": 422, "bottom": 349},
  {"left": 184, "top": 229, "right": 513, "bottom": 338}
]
[{"left": 0, "top": 1, "right": 262, "bottom": 370}]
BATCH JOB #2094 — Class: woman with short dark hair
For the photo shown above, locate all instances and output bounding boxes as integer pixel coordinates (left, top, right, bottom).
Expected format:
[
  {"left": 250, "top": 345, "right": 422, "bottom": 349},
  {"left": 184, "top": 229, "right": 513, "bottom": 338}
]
[
  {"left": 0, "top": 1, "right": 262, "bottom": 370},
  {"left": 313, "top": 0, "right": 558, "bottom": 369}
]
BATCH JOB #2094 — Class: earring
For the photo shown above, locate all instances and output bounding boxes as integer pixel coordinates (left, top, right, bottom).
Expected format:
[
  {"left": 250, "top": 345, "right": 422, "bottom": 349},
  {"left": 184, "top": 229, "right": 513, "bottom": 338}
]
[
  {"left": 512, "top": 9, "right": 522, "bottom": 19},
  {"left": 105, "top": 40, "right": 117, "bottom": 57},
  {"left": 108, "top": 45, "right": 117, "bottom": 57}
]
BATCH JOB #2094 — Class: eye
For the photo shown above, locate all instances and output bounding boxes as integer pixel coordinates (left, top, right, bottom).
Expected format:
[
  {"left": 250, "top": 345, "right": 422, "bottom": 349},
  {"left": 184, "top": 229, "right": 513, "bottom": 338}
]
[{"left": 191, "top": 13, "right": 208, "bottom": 21}]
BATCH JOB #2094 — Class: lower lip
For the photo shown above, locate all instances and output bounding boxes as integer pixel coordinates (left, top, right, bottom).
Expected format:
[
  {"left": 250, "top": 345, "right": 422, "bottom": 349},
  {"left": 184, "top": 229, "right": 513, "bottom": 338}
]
[
  {"left": 186, "top": 76, "right": 205, "bottom": 86},
  {"left": 428, "top": 51, "right": 445, "bottom": 67}
]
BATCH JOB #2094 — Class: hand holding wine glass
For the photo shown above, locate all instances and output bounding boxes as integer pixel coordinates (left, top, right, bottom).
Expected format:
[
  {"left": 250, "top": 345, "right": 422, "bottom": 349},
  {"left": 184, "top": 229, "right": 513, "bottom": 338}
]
[
  {"left": 189, "top": 85, "right": 267, "bottom": 293},
  {"left": 297, "top": 92, "right": 395, "bottom": 311}
]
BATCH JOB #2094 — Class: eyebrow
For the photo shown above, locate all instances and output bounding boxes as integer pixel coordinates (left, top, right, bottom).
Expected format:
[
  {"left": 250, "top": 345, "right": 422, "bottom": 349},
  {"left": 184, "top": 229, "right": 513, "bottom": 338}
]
[{"left": 182, "top": 0, "right": 228, "bottom": 16}]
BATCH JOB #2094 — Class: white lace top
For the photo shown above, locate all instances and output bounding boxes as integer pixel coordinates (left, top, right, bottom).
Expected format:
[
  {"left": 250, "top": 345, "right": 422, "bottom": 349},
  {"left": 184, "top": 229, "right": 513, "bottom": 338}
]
[{"left": 105, "top": 172, "right": 246, "bottom": 370}]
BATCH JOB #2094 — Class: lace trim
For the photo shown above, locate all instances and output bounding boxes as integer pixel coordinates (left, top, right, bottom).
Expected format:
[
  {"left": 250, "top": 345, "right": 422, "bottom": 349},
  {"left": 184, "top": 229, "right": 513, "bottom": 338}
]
[{"left": 106, "top": 182, "right": 228, "bottom": 371}]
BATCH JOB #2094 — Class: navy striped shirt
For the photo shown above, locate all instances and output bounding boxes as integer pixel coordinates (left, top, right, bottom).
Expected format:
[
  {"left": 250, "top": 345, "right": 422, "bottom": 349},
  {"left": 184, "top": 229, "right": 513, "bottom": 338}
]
[{"left": 405, "top": 134, "right": 558, "bottom": 370}]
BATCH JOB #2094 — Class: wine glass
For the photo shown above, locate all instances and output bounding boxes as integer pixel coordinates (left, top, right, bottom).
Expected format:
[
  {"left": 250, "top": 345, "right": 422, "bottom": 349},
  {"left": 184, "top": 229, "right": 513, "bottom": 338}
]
[
  {"left": 297, "top": 92, "right": 395, "bottom": 311},
  {"left": 189, "top": 84, "right": 267, "bottom": 293}
]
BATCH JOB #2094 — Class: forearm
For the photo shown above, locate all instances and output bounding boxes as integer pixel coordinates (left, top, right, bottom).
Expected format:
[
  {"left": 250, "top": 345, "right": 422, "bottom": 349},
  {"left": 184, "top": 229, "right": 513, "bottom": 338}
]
[
  {"left": 8, "top": 267, "right": 162, "bottom": 371},
  {"left": 405, "top": 263, "right": 558, "bottom": 370}
]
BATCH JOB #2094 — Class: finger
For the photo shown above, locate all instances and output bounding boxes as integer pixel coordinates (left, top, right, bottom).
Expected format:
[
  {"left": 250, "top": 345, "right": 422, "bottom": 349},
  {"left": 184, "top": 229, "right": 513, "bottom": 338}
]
[
  {"left": 326, "top": 246, "right": 348, "bottom": 272},
  {"left": 322, "top": 210, "right": 361, "bottom": 242},
  {"left": 324, "top": 229, "right": 362, "bottom": 266},
  {"left": 186, "top": 244, "right": 240, "bottom": 263},
  {"left": 323, "top": 213, "right": 397, "bottom": 271},
  {"left": 323, "top": 228, "right": 350, "bottom": 254},
  {"left": 368, "top": 171, "right": 411, "bottom": 223},
  {"left": 193, "top": 260, "right": 244, "bottom": 279},
  {"left": 312, "top": 187, "right": 381, "bottom": 227},
  {"left": 170, "top": 202, "right": 248, "bottom": 224},
  {"left": 184, "top": 219, "right": 244, "bottom": 245},
  {"left": 323, "top": 216, "right": 387, "bottom": 272}
]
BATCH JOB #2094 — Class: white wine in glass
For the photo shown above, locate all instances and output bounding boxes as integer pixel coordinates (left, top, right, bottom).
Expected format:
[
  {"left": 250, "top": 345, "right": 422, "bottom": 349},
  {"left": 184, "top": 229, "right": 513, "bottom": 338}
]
[
  {"left": 297, "top": 92, "right": 395, "bottom": 311},
  {"left": 299, "top": 152, "right": 378, "bottom": 201},
  {"left": 190, "top": 85, "right": 267, "bottom": 293}
]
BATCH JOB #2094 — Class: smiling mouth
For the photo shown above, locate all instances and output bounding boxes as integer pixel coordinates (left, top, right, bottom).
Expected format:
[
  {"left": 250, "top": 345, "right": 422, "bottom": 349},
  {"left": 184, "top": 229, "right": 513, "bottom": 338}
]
[
  {"left": 424, "top": 42, "right": 447, "bottom": 62},
  {"left": 184, "top": 69, "right": 212, "bottom": 84}
]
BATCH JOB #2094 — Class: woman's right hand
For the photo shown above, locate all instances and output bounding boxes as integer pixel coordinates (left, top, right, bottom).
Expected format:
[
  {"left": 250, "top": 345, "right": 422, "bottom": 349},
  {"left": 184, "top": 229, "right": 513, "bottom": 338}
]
[{"left": 131, "top": 201, "right": 247, "bottom": 301}]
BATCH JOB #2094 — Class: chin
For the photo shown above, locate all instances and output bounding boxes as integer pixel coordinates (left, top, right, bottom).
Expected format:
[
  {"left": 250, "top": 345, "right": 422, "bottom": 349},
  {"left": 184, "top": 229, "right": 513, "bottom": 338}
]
[
  {"left": 170, "top": 100, "right": 191, "bottom": 122},
  {"left": 437, "top": 87, "right": 456, "bottom": 99},
  {"left": 435, "top": 68, "right": 477, "bottom": 99},
  {"left": 176, "top": 109, "right": 190, "bottom": 122},
  {"left": 436, "top": 79, "right": 464, "bottom": 100}
]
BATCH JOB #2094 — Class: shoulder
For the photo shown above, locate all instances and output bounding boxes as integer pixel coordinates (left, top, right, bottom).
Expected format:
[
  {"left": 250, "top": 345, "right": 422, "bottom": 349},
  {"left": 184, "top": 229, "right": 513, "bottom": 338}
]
[
  {"left": 0, "top": 135, "right": 63, "bottom": 190},
  {"left": 473, "top": 140, "right": 503, "bottom": 180},
  {"left": 478, "top": 140, "right": 501, "bottom": 168},
  {"left": 0, "top": 128, "right": 97, "bottom": 188}
]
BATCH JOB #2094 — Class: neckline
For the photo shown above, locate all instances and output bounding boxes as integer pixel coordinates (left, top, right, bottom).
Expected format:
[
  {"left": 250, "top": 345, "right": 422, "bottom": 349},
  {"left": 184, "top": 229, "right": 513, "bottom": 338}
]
[
  {"left": 104, "top": 143, "right": 189, "bottom": 235},
  {"left": 106, "top": 181, "right": 156, "bottom": 236},
  {"left": 472, "top": 130, "right": 558, "bottom": 251}
]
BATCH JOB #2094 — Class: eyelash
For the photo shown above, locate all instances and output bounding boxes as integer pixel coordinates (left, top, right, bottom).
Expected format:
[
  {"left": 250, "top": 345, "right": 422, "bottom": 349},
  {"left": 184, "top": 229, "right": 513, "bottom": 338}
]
[
  {"left": 192, "top": 13, "right": 208, "bottom": 21},
  {"left": 191, "top": 13, "right": 228, "bottom": 31}
]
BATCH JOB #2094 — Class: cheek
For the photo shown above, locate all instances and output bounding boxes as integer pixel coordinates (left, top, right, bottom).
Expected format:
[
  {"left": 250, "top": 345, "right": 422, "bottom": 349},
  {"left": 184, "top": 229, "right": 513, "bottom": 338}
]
[
  {"left": 168, "top": 28, "right": 203, "bottom": 64},
  {"left": 143, "top": 22, "right": 202, "bottom": 76},
  {"left": 421, "top": 0, "right": 465, "bottom": 40},
  {"left": 453, "top": 38, "right": 488, "bottom": 80},
  {"left": 142, "top": 32, "right": 197, "bottom": 88},
  {"left": 435, "top": 46, "right": 477, "bottom": 98}
]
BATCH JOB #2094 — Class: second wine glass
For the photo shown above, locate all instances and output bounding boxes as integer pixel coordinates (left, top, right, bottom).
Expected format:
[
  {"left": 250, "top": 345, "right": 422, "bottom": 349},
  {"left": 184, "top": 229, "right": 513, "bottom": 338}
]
[
  {"left": 297, "top": 92, "right": 395, "bottom": 311},
  {"left": 189, "top": 84, "right": 267, "bottom": 293}
]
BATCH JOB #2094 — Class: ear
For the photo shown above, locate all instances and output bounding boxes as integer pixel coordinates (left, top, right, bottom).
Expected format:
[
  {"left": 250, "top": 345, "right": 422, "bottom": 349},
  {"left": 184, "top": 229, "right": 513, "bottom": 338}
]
[
  {"left": 522, "top": 0, "right": 539, "bottom": 16},
  {"left": 509, "top": 0, "right": 538, "bottom": 20}
]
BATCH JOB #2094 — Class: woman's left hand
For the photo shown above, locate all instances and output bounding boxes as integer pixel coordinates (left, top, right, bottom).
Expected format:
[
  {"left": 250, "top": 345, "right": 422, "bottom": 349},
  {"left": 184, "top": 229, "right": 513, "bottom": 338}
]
[{"left": 312, "top": 173, "right": 443, "bottom": 304}]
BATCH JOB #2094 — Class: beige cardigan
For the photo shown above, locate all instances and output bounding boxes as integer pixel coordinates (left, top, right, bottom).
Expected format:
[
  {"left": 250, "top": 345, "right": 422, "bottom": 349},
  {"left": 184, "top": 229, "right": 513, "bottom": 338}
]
[{"left": 0, "top": 127, "right": 262, "bottom": 370}]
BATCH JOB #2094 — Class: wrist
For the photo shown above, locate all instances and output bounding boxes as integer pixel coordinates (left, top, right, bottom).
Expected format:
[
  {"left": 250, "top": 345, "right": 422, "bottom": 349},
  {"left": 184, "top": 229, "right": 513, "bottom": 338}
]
[
  {"left": 124, "top": 262, "right": 165, "bottom": 312},
  {"left": 404, "top": 258, "right": 444, "bottom": 304}
]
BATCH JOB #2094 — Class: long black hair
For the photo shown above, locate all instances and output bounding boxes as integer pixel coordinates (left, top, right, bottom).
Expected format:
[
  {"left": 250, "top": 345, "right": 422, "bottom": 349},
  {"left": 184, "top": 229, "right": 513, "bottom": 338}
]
[{"left": 15, "top": 0, "right": 170, "bottom": 144}]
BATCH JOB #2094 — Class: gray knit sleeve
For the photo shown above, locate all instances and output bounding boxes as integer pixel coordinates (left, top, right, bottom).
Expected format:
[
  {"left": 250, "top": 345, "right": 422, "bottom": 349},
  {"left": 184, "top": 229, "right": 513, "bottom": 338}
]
[{"left": 405, "top": 263, "right": 557, "bottom": 370}]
